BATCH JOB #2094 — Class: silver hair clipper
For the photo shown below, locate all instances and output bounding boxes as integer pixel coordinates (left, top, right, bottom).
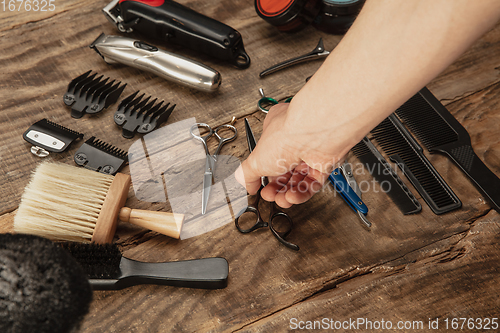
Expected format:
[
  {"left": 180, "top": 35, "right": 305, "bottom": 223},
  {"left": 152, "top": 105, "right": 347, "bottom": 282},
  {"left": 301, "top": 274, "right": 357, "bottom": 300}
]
[{"left": 90, "top": 33, "right": 221, "bottom": 93}]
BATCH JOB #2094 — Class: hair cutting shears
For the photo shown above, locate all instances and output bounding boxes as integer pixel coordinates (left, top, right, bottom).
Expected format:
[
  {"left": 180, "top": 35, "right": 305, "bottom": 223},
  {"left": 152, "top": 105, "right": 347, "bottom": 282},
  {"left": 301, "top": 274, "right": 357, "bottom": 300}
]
[
  {"left": 190, "top": 122, "right": 238, "bottom": 215},
  {"left": 234, "top": 118, "right": 299, "bottom": 251}
]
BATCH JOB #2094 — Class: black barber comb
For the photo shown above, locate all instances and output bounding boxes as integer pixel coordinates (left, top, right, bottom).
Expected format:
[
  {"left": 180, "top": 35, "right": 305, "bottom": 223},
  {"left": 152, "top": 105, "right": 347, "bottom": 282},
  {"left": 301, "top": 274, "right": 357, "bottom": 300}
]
[
  {"left": 114, "top": 91, "right": 176, "bottom": 139},
  {"left": 351, "top": 137, "right": 422, "bottom": 215},
  {"left": 370, "top": 114, "right": 461, "bottom": 214},
  {"left": 74, "top": 136, "right": 128, "bottom": 175},
  {"left": 395, "top": 87, "right": 500, "bottom": 211},
  {"left": 64, "top": 70, "right": 126, "bottom": 119}
]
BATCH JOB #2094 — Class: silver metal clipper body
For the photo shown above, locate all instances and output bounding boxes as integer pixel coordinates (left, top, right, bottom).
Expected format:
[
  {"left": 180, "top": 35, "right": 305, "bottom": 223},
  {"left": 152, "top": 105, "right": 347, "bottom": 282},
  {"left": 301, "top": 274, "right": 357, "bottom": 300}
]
[{"left": 90, "top": 33, "right": 221, "bottom": 93}]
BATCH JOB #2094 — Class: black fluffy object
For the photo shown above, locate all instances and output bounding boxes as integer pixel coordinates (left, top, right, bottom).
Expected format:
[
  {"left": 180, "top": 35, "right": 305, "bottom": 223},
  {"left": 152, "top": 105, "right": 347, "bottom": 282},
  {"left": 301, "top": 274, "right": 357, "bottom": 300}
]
[{"left": 0, "top": 233, "right": 92, "bottom": 333}]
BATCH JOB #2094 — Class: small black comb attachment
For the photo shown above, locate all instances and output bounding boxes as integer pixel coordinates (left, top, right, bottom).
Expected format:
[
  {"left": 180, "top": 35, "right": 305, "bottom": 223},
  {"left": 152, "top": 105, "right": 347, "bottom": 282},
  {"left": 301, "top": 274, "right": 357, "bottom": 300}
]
[
  {"left": 395, "top": 87, "right": 500, "bottom": 211},
  {"left": 114, "top": 91, "right": 176, "bottom": 139},
  {"left": 370, "top": 114, "right": 461, "bottom": 214},
  {"left": 74, "top": 136, "right": 128, "bottom": 175},
  {"left": 60, "top": 242, "right": 229, "bottom": 290},
  {"left": 64, "top": 70, "right": 126, "bottom": 119},
  {"left": 351, "top": 137, "right": 422, "bottom": 215}
]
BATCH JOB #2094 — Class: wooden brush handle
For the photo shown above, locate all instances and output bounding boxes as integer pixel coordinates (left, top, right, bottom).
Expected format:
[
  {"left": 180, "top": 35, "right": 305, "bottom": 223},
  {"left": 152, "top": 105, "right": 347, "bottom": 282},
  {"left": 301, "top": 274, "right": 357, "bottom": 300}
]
[{"left": 119, "top": 207, "right": 184, "bottom": 239}]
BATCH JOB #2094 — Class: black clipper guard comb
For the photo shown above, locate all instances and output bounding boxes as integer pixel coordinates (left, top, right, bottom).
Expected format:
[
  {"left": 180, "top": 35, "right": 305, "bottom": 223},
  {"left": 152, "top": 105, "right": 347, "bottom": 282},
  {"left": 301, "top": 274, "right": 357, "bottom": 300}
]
[
  {"left": 114, "top": 91, "right": 176, "bottom": 139},
  {"left": 23, "top": 118, "right": 84, "bottom": 157},
  {"left": 103, "top": 0, "right": 251, "bottom": 69},
  {"left": 64, "top": 70, "right": 126, "bottom": 119},
  {"left": 74, "top": 136, "right": 128, "bottom": 175}
]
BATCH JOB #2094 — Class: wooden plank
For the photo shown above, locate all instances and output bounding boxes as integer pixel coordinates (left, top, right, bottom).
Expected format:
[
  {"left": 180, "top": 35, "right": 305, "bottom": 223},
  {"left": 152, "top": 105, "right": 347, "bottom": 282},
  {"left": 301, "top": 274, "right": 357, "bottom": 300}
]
[
  {"left": 1, "top": 1, "right": 500, "bottom": 332},
  {"left": 240, "top": 211, "right": 500, "bottom": 331}
]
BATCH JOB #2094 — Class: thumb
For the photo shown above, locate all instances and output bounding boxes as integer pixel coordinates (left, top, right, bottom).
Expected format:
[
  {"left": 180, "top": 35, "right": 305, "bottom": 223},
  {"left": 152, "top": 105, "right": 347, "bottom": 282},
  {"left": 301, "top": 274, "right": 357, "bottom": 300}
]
[{"left": 235, "top": 150, "right": 264, "bottom": 195}]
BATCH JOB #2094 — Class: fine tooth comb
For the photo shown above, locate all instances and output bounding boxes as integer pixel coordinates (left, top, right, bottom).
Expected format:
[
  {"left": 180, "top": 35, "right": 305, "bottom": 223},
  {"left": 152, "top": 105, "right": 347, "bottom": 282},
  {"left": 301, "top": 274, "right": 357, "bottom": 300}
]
[
  {"left": 114, "top": 91, "right": 176, "bottom": 139},
  {"left": 351, "top": 137, "right": 422, "bottom": 215},
  {"left": 370, "top": 114, "right": 461, "bottom": 214},
  {"left": 23, "top": 118, "right": 84, "bottom": 157},
  {"left": 60, "top": 242, "right": 229, "bottom": 290},
  {"left": 74, "top": 136, "right": 128, "bottom": 175},
  {"left": 395, "top": 87, "right": 500, "bottom": 211},
  {"left": 64, "top": 70, "right": 126, "bottom": 119}
]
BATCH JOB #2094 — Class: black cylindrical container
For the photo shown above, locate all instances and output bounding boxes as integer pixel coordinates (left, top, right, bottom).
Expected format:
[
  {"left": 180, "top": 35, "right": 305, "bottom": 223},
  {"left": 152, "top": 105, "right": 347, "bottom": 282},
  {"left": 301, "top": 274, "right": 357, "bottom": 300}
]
[
  {"left": 255, "top": 0, "right": 322, "bottom": 32},
  {"left": 313, "top": 0, "right": 365, "bottom": 34}
]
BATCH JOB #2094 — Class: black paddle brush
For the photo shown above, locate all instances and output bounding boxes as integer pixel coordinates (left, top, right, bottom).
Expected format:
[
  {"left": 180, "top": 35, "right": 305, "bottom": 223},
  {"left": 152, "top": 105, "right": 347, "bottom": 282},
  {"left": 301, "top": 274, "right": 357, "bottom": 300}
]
[
  {"left": 395, "top": 87, "right": 500, "bottom": 211},
  {"left": 60, "top": 242, "right": 229, "bottom": 290}
]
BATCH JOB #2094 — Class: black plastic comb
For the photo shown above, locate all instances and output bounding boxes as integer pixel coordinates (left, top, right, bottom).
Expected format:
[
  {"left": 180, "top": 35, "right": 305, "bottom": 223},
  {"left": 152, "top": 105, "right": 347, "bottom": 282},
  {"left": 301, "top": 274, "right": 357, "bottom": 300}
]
[
  {"left": 370, "top": 114, "right": 461, "bottom": 214},
  {"left": 395, "top": 87, "right": 500, "bottom": 211},
  {"left": 114, "top": 91, "right": 176, "bottom": 139},
  {"left": 60, "top": 242, "right": 229, "bottom": 290},
  {"left": 351, "top": 137, "right": 422, "bottom": 215},
  {"left": 74, "top": 136, "right": 128, "bottom": 175},
  {"left": 64, "top": 70, "right": 126, "bottom": 119}
]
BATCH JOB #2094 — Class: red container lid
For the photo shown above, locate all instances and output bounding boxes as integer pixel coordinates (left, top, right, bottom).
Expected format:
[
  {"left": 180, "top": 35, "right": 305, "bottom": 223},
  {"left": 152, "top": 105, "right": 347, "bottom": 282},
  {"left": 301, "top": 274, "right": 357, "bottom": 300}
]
[{"left": 255, "top": 0, "right": 321, "bottom": 32}]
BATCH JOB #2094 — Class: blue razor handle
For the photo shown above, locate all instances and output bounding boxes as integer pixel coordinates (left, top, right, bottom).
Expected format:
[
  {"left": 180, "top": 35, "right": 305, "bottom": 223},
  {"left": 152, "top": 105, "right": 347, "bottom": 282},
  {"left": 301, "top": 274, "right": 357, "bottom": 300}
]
[{"left": 329, "top": 168, "right": 368, "bottom": 215}]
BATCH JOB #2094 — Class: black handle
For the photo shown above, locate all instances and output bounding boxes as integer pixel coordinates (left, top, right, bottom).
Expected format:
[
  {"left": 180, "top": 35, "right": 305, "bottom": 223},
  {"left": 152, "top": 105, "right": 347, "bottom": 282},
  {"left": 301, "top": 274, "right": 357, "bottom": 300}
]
[
  {"left": 91, "top": 257, "right": 229, "bottom": 290},
  {"left": 445, "top": 146, "right": 500, "bottom": 211},
  {"left": 119, "top": 0, "right": 250, "bottom": 68}
]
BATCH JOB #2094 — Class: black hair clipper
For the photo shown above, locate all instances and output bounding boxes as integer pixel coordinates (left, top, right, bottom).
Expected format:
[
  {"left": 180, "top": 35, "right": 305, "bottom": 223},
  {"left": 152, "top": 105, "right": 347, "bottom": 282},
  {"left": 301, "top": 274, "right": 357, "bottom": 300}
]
[{"left": 103, "top": 0, "right": 251, "bottom": 69}]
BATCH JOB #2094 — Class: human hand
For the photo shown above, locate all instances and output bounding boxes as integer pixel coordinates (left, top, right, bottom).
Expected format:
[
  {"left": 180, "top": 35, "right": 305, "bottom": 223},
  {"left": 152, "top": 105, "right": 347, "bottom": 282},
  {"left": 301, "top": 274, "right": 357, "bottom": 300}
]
[{"left": 235, "top": 97, "right": 351, "bottom": 209}]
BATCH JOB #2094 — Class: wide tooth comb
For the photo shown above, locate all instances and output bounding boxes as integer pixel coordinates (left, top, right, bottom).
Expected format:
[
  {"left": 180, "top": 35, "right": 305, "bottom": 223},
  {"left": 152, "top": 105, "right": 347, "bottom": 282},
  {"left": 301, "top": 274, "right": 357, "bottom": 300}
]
[
  {"left": 370, "top": 114, "right": 461, "bottom": 214},
  {"left": 64, "top": 70, "right": 126, "bottom": 119},
  {"left": 74, "top": 136, "right": 128, "bottom": 175},
  {"left": 395, "top": 87, "right": 500, "bottom": 211},
  {"left": 114, "top": 91, "right": 176, "bottom": 139}
]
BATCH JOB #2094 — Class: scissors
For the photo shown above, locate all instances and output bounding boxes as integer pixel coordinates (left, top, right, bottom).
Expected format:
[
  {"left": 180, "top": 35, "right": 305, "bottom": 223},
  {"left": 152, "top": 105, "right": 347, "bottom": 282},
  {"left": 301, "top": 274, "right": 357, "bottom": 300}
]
[
  {"left": 257, "top": 88, "right": 293, "bottom": 113},
  {"left": 234, "top": 118, "right": 299, "bottom": 251},
  {"left": 329, "top": 163, "right": 372, "bottom": 227},
  {"left": 190, "top": 122, "right": 238, "bottom": 215}
]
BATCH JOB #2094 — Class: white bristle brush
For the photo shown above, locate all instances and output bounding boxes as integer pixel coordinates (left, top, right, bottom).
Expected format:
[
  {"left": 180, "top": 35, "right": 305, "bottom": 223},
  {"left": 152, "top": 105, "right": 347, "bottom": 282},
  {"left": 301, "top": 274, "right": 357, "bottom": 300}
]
[{"left": 14, "top": 162, "right": 184, "bottom": 243}]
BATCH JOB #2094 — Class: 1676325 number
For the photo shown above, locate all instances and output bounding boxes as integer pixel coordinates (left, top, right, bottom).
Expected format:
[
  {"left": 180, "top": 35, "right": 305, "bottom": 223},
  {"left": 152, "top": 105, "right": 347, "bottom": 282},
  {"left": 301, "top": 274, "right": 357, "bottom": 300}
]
[
  {"left": 2, "top": 0, "right": 55, "bottom": 11},
  {"left": 444, "top": 318, "right": 498, "bottom": 330}
]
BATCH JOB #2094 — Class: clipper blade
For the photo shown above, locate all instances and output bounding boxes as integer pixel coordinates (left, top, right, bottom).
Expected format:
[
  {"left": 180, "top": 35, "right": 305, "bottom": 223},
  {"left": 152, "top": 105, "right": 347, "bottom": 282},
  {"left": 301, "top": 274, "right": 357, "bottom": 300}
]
[
  {"left": 74, "top": 136, "right": 128, "bottom": 175},
  {"left": 64, "top": 70, "right": 126, "bottom": 119},
  {"left": 114, "top": 91, "right": 176, "bottom": 139}
]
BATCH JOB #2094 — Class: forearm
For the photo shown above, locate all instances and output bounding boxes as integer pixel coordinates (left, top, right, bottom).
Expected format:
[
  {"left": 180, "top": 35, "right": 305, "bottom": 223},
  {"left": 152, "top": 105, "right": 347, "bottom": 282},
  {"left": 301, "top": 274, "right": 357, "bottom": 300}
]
[{"left": 287, "top": 0, "right": 500, "bottom": 162}]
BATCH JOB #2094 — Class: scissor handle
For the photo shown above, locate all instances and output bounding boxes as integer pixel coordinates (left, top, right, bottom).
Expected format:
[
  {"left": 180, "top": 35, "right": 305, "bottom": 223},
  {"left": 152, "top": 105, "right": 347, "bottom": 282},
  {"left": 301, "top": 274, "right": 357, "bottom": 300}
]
[
  {"left": 190, "top": 123, "right": 213, "bottom": 155},
  {"left": 234, "top": 205, "right": 268, "bottom": 233},
  {"left": 213, "top": 124, "right": 238, "bottom": 157},
  {"left": 257, "top": 96, "right": 293, "bottom": 113},
  {"left": 269, "top": 208, "right": 299, "bottom": 251}
]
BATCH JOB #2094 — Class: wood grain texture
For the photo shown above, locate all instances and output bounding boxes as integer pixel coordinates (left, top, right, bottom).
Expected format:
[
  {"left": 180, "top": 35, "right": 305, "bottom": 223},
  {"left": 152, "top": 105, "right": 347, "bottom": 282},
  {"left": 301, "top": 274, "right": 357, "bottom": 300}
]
[{"left": 1, "top": 0, "right": 500, "bottom": 332}]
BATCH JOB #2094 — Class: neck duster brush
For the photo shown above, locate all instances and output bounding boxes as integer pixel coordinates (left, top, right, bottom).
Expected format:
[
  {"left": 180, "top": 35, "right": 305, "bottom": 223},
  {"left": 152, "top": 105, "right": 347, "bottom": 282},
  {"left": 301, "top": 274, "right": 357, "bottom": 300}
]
[{"left": 14, "top": 162, "right": 184, "bottom": 243}]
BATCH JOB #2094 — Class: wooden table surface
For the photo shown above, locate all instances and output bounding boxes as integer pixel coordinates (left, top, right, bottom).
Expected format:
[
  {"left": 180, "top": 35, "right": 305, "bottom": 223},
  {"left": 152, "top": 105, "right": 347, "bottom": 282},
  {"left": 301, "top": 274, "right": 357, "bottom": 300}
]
[{"left": 1, "top": 1, "right": 500, "bottom": 332}]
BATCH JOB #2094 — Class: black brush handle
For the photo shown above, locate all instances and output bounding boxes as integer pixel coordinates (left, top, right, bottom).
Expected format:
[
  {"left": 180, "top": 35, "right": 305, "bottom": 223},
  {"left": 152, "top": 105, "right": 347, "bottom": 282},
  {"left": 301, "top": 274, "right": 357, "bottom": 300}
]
[
  {"left": 439, "top": 145, "right": 500, "bottom": 211},
  {"left": 91, "top": 257, "right": 229, "bottom": 290}
]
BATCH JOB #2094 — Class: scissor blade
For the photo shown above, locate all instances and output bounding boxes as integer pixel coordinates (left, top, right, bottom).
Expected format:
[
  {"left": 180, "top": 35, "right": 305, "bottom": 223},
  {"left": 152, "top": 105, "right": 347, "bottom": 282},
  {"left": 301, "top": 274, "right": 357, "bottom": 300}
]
[
  {"left": 202, "top": 157, "right": 214, "bottom": 215},
  {"left": 244, "top": 118, "right": 257, "bottom": 152}
]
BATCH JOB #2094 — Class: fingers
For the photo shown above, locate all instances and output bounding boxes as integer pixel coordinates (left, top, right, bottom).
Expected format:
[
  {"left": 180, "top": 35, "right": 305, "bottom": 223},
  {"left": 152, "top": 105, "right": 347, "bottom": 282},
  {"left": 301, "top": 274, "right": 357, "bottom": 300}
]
[{"left": 261, "top": 163, "right": 329, "bottom": 209}]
